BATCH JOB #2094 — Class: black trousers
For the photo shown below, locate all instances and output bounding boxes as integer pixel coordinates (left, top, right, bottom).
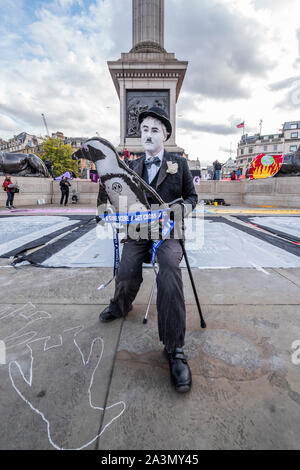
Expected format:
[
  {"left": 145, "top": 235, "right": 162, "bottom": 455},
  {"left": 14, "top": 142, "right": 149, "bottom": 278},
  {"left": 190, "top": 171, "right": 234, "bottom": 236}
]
[
  {"left": 108, "top": 238, "right": 186, "bottom": 353},
  {"left": 6, "top": 192, "right": 15, "bottom": 207},
  {"left": 60, "top": 190, "right": 69, "bottom": 205}
]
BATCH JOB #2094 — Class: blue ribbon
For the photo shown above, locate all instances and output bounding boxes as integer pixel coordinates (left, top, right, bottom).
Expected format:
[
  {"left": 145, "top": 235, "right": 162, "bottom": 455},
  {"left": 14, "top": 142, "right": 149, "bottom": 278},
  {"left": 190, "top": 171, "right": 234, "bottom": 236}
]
[
  {"left": 97, "top": 209, "right": 175, "bottom": 290},
  {"left": 112, "top": 226, "right": 120, "bottom": 276},
  {"left": 151, "top": 219, "right": 175, "bottom": 265},
  {"left": 98, "top": 209, "right": 169, "bottom": 225}
]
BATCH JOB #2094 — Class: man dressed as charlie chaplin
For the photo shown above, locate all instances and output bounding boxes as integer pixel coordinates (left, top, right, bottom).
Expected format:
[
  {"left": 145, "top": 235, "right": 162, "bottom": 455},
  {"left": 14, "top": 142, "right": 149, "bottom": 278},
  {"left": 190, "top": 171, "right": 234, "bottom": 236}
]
[{"left": 99, "top": 107, "right": 198, "bottom": 393}]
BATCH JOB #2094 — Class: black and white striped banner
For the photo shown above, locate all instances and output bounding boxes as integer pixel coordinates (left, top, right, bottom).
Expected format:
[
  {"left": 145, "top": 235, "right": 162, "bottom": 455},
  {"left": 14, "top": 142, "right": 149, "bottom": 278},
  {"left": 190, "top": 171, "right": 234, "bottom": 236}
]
[{"left": 1, "top": 214, "right": 300, "bottom": 269}]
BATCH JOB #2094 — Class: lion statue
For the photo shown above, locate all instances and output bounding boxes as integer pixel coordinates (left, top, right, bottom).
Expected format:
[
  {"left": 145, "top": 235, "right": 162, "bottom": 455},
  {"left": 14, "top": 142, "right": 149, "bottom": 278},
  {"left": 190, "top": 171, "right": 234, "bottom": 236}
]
[{"left": 0, "top": 152, "right": 49, "bottom": 177}]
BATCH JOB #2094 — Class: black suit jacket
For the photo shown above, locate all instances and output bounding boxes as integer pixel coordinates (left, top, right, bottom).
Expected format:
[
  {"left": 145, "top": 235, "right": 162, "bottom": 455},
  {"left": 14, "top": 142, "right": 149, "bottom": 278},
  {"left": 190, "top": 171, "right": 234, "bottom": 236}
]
[{"left": 97, "top": 151, "right": 198, "bottom": 209}]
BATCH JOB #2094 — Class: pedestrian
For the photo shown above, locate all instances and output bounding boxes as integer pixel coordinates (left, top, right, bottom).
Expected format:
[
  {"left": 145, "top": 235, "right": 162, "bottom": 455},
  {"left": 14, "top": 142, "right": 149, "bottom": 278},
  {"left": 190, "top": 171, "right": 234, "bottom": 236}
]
[
  {"left": 213, "top": 160, "right": 222, "bottom": 180},
  {"left": 2, "top": 175, "right": 19, "bottom": 210},
  {"left": 60, "top": 176, "right": 71, "bottom": 206},
  {"left": 44, "top": 158, "right": 55, "bottom": 180},
  {"left": 71, "top": 189, "right": 78, "bottom": 204},
  {"left": 123, "top": 148, "right": 130, "bottom": 166},
  {"left": 231, "top": 170, "right": 237, "bottom": 181},
  {"left": 98, "top": 106, "right": 198, "bottom": 393},
  {"left": 235, "top": 169, "right": 241, "bottom": 181}
]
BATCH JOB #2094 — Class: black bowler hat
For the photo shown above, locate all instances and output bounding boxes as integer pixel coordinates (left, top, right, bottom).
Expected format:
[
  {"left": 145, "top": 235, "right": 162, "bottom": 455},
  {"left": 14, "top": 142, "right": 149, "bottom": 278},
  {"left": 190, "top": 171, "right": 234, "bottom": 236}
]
[{"left": 138, "top": 106, "right": 172, "bottom": 141}]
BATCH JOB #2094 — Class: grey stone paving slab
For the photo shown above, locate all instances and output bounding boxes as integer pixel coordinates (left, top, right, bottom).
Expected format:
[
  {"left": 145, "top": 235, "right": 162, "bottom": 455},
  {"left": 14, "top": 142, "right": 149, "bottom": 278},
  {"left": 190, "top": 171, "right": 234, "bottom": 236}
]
[
  {"left": 272, "top": 268, "right": 300, "bottom": 288},
  {"left": 1, "top": 259, "right": 300, "bottom": 450},
  {"left": 182, "top": 268, "right": 300, "bottom": 305},
  {"left": 2, "top": 267, "right": 300, "bottom": 306},
  {"left": 0, "top": 267, "right": 156, "bottom": 305},
  {"left": 98, "top": 304, "right": 300, "bottom": 450},
  {"left": 0, "top": 258, "right": 11, "bottom": 267},
  {"left": 0, "top": 304, "right": 124, "bottom": 450}
]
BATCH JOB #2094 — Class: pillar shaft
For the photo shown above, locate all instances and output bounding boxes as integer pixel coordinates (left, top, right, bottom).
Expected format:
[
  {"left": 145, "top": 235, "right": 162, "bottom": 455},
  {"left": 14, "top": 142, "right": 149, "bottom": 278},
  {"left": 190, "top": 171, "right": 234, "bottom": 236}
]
[{"left": 132, "top": 0, "right": 164, "bottom": 49}]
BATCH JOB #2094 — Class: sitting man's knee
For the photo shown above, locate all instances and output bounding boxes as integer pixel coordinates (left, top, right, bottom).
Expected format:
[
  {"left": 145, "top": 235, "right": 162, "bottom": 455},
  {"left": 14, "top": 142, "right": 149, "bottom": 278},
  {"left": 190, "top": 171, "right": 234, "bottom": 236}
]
[{"left": 117, "top": 266, "right": 143, "bottom": 283}]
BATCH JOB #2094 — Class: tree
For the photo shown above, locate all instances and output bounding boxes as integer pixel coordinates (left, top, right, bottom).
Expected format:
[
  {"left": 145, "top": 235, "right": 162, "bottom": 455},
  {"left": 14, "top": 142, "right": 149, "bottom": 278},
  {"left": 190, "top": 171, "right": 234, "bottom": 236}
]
[{"left": 42, "top": 137, "right": 78, "bottom": 177}]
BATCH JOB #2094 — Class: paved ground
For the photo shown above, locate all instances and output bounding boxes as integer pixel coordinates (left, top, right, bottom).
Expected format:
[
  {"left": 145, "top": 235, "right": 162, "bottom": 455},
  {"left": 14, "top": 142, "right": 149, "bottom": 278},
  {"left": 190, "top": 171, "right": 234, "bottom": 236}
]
[{"left": 0, "top": 204, "right": 300, "bottom": 450}]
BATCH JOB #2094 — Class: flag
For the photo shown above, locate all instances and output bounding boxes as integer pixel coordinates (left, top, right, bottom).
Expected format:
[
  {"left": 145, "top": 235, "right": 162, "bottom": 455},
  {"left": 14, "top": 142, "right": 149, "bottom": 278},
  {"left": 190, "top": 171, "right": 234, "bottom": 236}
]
[{"left": 236, "top": 122, "right": 245, "bottom": 129}]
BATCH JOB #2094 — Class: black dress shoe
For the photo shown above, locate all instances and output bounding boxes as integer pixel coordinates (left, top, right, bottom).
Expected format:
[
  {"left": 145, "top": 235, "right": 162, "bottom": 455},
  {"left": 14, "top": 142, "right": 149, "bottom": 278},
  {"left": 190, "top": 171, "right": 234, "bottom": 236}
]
[
  {"left": 99, "top": 306, "right": 120, "bottom": 323},
  {"left": 99, "top": 305, "right": 133, "bottom": 323},
  {"left": 165, "top": 348, "right": 192, "bottom": 393}
]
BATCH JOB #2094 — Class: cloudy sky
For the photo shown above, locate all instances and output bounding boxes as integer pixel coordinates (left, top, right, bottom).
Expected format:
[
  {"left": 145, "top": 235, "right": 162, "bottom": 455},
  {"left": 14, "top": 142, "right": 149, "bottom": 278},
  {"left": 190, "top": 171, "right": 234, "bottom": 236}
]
[{"left": 1, "top": 0, "right": 300, "bottom": 163}]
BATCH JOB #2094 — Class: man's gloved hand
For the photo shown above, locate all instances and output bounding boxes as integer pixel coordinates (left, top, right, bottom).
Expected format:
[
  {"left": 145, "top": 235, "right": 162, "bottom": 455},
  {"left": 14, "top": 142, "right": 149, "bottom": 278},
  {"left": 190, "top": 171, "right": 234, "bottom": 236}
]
[
  {"left": 182, "top": 203, "right": 192, "bottom": 218},
  {"left": 168, "top": 198, "right": 191, "bottom": 217}
]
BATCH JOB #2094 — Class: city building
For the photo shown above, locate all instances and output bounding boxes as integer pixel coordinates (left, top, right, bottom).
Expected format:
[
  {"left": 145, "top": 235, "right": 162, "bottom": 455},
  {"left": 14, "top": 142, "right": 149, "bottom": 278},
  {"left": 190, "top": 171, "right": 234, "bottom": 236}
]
[
  {"left": 0, "top": 132, "right": 44, "bottom": 154},
  {"left": 0, "top": 131, "right": 95, "bottom": 176},
  {"left": 221, "top": 157, "right": 237, "bottom": 179},
  {"left": 187, "top": 158, "right": 201, "bottom": 171},
  {"left": 236, "top": 121, "right": 300, "bottom": 175}
]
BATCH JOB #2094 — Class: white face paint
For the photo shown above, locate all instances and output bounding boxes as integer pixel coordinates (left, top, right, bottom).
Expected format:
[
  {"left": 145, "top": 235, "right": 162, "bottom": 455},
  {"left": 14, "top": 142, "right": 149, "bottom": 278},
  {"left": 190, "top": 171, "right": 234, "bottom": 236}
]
[{"left": 141, "top": 117, "right": 167, "bottom": 157}]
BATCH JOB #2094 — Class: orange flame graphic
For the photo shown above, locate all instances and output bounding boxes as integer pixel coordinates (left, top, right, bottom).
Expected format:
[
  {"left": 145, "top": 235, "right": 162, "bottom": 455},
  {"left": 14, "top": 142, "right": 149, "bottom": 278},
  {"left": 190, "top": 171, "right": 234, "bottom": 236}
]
[
  {"left": 249, "top": 154, "right": 283, "bottom": 180},
  {"left": 252, "top": 162, "right": 280, "bottom": 179}
]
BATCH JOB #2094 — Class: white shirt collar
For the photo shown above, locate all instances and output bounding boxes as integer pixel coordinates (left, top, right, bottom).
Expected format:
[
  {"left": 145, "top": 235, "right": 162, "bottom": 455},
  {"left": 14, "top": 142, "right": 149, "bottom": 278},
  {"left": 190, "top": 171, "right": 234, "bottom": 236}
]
[{"left": 145, "top": 148, "right": 164, "bottom": 162}]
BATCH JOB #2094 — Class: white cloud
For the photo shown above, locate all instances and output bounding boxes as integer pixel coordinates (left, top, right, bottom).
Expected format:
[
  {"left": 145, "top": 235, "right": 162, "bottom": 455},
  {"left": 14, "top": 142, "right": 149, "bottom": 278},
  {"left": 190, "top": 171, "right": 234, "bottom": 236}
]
[
  {"left": 0, "top": 0, "right": 299, "bottom": 164},
  {"left": 166, "top": 0, "right": 275, "bottom": 100},
  {"left": 0, "top": 0, "right": 131, "bottom": 146},
  {"left": 0, "top": 114, "right": 19, "bottom": 132}
]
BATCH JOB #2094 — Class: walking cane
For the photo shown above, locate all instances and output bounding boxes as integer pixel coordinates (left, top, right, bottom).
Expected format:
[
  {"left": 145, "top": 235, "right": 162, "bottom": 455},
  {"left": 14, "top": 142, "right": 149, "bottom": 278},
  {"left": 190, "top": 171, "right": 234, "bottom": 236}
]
[
  {"left": 169, "top": 198, "right": 207, "bottom": 329},
  {"left": 142, "top": 200, "right": 207, "bottom": 329},
  {"left": 179, "top": 238, "right": 206, "bottom": 329},
  {"left": 143, "top": 275, "right": 156, "bottom": 324}
]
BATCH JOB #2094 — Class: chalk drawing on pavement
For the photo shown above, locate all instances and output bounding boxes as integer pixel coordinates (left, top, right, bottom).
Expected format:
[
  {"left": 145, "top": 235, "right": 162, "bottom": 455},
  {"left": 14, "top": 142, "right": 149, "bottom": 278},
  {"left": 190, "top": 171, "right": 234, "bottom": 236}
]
[{"left": 0, "top": 304, "right": 126, "bottom": 450}]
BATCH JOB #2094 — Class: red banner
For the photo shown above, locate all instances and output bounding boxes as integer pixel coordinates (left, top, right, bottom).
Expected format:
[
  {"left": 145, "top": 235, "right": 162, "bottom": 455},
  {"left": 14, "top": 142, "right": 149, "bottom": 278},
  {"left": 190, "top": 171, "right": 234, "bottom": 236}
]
[{"left": 248, "top": 154, "right": 284, "bottom": 180}]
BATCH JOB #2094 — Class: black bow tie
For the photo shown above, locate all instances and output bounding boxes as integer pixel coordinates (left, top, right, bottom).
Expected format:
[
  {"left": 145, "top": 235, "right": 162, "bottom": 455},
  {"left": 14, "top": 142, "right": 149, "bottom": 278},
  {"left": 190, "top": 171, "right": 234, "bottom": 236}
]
[{"left": 145, "top": 156, "right": 161, "bottom": 168}]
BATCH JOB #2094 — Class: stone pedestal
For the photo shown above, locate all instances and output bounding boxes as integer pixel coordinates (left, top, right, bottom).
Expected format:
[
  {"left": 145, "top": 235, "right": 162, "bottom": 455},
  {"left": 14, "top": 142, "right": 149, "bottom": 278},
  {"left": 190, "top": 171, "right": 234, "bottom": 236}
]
[
  {"left": 0, "top": 178, "right": 99, "bottom": 207},
  {"left": 108, "top": 0, "right": 188, "bottom": 156}
]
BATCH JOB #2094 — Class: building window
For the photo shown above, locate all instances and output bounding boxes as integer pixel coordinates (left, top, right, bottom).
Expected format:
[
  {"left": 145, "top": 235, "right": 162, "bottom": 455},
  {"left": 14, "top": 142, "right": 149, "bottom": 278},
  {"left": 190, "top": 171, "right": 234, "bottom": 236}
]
[
  {"left": 291, "top": 132, "right": 298, "bottom": 139},
  {"left": 264, "top": 146, "right": 268, "bottom": 152},
  {"left": 291, "top": 124, "right": 298, "bottom": 129},
  {"left": 273, "top": 145, "right": 278, "bottom": 151},
  {"left": 240, "top": 149, "right": 244, "bottom": 155},
  {"left": 290, "top": 145, "right": 297, "bottom": 152},
  {"left": 240, "top": 159, "right": 243, "bottom": 164},
  {"left": 249, "top": 147, "right": 253, "bottom": 153}
]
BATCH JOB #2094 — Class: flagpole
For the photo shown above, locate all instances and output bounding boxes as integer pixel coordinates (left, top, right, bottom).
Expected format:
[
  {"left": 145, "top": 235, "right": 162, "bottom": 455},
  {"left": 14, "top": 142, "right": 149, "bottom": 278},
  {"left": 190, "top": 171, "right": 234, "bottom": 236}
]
[{"left": 236, "top": 121, "right": 245, "bottom": 137}]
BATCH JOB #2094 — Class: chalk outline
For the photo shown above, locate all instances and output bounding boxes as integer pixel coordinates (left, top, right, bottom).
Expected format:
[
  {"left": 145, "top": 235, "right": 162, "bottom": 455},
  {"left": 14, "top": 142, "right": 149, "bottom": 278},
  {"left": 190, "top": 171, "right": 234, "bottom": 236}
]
[
  {"left": 0, "top": 340, "right": 5, "bottom": 365},
  {"left": 2, "top": 304, "right": 126, "bottom": 450},
  {"left": 1, "top": 302, "right": 51, "bottom": 350}
]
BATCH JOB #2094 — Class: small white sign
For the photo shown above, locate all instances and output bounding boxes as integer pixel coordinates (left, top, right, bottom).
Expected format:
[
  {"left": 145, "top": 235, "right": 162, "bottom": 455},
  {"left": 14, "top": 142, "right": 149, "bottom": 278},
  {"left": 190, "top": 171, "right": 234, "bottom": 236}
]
[
  {"left": 0, "top": 341, "right": 6, "bottom": 365},
  {"left": 37, "top": 198, "right": 46, "bottom": 205},
  {"left": 193, "top": 176, "right": 201, "bottom": 186}
]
